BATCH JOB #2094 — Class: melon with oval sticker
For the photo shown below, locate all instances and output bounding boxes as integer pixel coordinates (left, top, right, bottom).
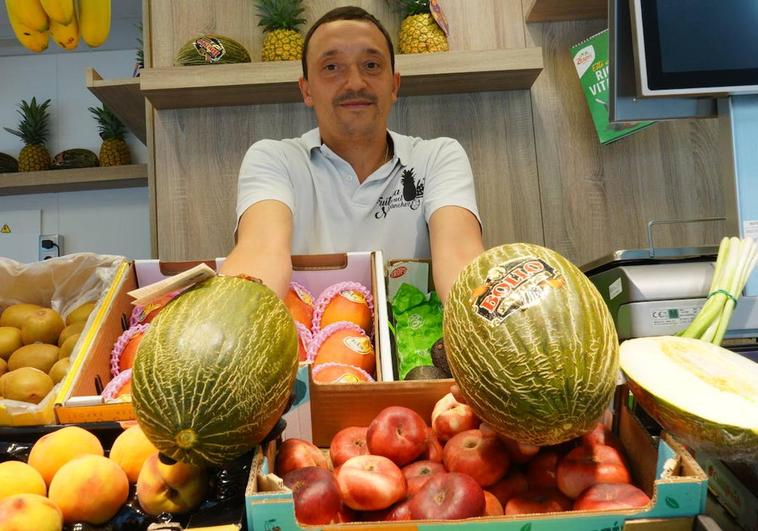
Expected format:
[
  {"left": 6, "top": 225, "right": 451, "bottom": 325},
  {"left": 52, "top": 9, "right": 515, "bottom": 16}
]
[{"left": 444, "top": 243, "right": 619, "bottom": 446}]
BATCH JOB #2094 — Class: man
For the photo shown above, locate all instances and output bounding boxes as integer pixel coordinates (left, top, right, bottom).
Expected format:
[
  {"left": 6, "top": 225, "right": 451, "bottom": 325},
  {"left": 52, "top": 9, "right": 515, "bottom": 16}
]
[{"left": 221, "top": 6, "right": 484, "bottom": 303}]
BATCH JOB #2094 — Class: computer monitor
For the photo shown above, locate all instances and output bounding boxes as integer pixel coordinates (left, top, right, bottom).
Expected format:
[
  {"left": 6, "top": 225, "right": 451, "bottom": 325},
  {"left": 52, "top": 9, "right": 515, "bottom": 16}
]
[
  {"left": 608, "top": 0, "right": 716, "bottom": 123},
  {"left": 631, "top": 0, "right": 758, "bottom": 97}
]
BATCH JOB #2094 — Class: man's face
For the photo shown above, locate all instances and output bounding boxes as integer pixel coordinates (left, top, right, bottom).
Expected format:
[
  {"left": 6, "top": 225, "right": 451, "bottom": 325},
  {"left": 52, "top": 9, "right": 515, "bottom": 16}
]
[{"left": 299, "top": 19, "right": 400, "bottom": 140}]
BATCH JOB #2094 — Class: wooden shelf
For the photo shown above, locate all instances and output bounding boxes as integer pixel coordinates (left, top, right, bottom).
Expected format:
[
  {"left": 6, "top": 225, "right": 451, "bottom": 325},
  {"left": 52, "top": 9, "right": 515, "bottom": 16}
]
[
  {"left": 86, "top": 69, "right": 147, "bottom": 144},
  {"left": 0, "top": 164, "right": 148, "bottom": 195},
  {"left": 139, "top": 47, "right": 544, "bottom": 110},
  {"left": 525, "top": 0, "right": 607, "bottom": 22}
]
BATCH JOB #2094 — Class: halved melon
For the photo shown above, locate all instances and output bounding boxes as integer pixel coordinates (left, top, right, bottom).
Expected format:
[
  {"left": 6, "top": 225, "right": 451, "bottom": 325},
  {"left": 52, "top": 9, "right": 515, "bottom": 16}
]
[{"left": 620, "top": 336, "right": 758, "bottom": 461}]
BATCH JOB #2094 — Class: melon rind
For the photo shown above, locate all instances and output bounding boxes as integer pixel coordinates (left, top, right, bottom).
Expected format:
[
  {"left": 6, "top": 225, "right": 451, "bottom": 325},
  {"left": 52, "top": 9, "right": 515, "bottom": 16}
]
[
  {"left": 132, "top": 276, "right": 298, "bottom": 466},
  {"left": 444, "top": 243, "right": 619, "bottom": 446},
  {"left": 621, "top": 336, "right": 758, "bottom": 461}
]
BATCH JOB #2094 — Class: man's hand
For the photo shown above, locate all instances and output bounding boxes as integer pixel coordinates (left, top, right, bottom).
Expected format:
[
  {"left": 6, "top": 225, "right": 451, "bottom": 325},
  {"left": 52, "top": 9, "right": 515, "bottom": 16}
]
[
  {"left": 221, "top": 200, "right": 293, "bottom": 299},
  {"left": 429, "top": 206, "right": 485, "bottom": 304}
]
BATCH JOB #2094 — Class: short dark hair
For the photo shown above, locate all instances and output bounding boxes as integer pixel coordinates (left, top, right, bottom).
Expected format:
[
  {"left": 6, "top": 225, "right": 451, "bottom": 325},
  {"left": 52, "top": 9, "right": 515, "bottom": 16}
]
[{"left": 301, "top": 6, "right": 395, "bottom": 79}]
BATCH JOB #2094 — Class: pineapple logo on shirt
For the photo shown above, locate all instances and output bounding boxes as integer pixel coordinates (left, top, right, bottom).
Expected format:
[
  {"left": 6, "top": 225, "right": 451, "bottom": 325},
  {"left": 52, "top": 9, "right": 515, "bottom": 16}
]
[{"left": 374, "top": 168, "right": 425, "bottom": 219}]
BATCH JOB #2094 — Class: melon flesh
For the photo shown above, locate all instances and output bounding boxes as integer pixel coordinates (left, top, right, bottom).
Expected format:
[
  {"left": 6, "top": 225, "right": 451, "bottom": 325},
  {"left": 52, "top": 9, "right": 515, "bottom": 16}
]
[{"left": 620, "top": 336, "right": 758, "bottom": 461}]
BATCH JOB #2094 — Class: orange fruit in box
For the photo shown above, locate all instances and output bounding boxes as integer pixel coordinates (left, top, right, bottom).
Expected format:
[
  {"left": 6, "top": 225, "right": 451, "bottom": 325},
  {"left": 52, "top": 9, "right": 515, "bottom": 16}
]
[
  {"left": 110, "top": 324, "right": 149, "bottom": 376},
  {"left": 285, "top": 282, "right": 315, "bottom": 330},
  {"left": 118, "top": 331, "right": 144, "bottom": 373},
  {"left": 101, "top": 369, "right": 132, "bottom": 402},
  {"left": 312, "top": 362, "right": 374, "bottom": 384},
  {"left": 310, "top": 322, "right": 375, "bottom": 375},
  {"left": 130, "top": 292, "right": 178, "bottom": 327},
  {"left": 313, "top": 282, "right": 373, "bottom": 334},
  {"left": 116, "top": 380, "right": 132, "bottom": 398},
  {"left": 295, "top": 322, "right": 311, "bottom": 362}
]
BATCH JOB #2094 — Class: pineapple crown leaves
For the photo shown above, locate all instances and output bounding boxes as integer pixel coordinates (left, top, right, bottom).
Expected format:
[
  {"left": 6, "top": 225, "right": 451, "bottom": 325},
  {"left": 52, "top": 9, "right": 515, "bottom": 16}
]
[
  {"left": 255, "top": 0, "right": 307, "bottom": 32},
  {"left": 3, "top": 97, "right": 52, "bottom": 146},
  {"left": 88, "top": 105, "right": 126, "bottom": 141},
  {"left": 394, "top": 0, "right": 431, "bottom": 17},
  {"left": 136, "top": 22, "right": 144, "bottom": 67}
]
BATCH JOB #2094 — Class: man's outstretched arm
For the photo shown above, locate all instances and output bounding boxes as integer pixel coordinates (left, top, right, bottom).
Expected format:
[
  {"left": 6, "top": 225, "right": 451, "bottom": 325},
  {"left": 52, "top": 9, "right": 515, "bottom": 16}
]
[
  {"left": 221, "top": 200, "right": 293, "bottom": 299},
  {"left": 429, "top": 205, "right": 485, "bottom": 304}
]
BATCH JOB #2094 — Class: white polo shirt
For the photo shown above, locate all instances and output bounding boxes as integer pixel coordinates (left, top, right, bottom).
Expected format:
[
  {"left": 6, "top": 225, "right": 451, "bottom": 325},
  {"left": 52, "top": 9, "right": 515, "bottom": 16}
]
[{"left": 235, "top": 128, "right": 481, "bottom": 260}]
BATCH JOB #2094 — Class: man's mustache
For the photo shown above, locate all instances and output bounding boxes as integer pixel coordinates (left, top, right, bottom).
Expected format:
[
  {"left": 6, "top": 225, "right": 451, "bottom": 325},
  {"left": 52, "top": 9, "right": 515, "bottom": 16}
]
[{"left": 333, "top": 91, "right": 378, "bottom": 105}]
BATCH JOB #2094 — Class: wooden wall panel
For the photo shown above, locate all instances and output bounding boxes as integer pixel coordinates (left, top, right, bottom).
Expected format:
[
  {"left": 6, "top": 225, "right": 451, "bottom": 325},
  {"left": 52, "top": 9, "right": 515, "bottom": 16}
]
[
  {"left": 441, "top": 0, "right": 526, "bottom": 50},
  {"left": 391, "top": 91, "right": 543, "bottom": 250},
  {"left": 153, "top": 102, "right": 316, "bottom": 259},
  {"left": 149, "top": 0, "right": 544, "bottom": 260},
  {"left": 149, "top": 1, "right": 400, "bottom": 68},
  {"left": 523, "top": 17, "right": 724, "bottom": 267}
]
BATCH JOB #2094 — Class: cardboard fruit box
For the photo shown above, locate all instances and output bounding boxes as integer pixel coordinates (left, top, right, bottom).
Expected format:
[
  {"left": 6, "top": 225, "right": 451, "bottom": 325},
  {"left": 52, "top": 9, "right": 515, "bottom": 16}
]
[
  {"left": 0, "top": 253, "right": 124, "bottom": 426},
  {"left": 54, "top": 251, "right": 392, "bottom": 426},
  {"left": 245, "top": 382, "right": 709, "bottom": 531}
]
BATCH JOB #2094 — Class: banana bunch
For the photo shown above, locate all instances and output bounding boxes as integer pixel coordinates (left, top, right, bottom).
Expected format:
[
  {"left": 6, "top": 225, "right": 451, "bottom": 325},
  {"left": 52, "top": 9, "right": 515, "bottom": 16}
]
[{"left": 4, "top": 0, "right": 111, "bottom": 53}]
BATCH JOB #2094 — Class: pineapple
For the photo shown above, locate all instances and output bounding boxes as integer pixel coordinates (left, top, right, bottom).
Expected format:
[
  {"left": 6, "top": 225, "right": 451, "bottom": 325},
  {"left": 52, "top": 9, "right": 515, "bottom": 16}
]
[
  {"left": 89, "top": 105, "right": 131, "bottom": 166},
  {"left": 3, "top": 97, "right": 52, "bottom": 172},
  {"left": 397, "top": 0, "right": 449, "bottom": 54},
  {"left": 256, "top": 0, "right": 306, "bottom": 62},
  {"left": 136, "top": 22, "right": 144, "bottom": 73}
]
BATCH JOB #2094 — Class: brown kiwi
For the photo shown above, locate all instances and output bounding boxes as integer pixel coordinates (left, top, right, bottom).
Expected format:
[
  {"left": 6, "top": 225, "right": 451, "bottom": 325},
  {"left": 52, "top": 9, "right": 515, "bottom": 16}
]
[
  {"left": 0, "top": 367, "right": 54, "bottom": 404},
  {"left": 8, "top": 343, "right": 60, "bottom": 373},
  {"left": 0, "top": 327, "right": 23, "bottom": 359},
  {"left": 20, "top": 308, "right": 65, "bottom": 345},
  {"left": 48, "top": 358, "right": 70, "bottom": 384},
  {"left": 0, "top": 303, "right": 43, "bottom": 329},
  {"left": 65, "top": 301, "right": 96, "bottom": 326},
  {"left": 58, "top": 321, "right": 85, "bottom": 346},
  {"left": 58, "top": 333, "right": 80, "bottom": 360}
]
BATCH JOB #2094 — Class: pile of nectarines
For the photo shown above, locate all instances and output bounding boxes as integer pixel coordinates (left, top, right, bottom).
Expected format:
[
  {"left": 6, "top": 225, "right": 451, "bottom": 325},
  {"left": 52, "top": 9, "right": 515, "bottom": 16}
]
[{"left": 274, "top": 393, "right": 651, "bottom": 525}]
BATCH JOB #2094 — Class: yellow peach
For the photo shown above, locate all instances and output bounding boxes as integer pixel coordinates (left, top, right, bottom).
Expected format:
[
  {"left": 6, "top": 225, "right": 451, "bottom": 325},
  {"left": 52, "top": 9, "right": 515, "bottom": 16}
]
[
  {"left": 137, "top": 453, "right": 208, "bottom": 516},
  {"left": 28, "top": 426, "right": 104, "bottom": 485},
  {"left": 0, "top": 461, "right": 46, "bottom": 499},
  {"left": 109, "top": 425, "right": 158, "bottom": 483},
  {"left": 48, "top": 455, "right": 129, "bottom": 524},
  {"left": 0, "top": 493, "right": 62, "bottom": 531}
]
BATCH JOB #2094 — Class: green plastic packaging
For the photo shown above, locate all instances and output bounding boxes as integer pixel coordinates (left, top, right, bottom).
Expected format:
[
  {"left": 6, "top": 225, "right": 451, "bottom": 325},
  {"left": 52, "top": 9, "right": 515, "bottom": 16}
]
[{"left": 390, "top": 283, "right": 444, "bottom": 379}]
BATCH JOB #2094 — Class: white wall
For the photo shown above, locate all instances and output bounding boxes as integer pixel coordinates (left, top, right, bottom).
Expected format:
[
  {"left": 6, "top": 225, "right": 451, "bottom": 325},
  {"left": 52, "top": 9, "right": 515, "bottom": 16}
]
[{"left": 0, "top": 49, "right": 150, "bottom": 261}]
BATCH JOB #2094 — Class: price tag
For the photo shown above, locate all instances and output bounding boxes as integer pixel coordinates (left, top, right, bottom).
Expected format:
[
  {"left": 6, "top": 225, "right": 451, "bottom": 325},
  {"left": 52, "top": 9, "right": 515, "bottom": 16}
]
[{"left": 128, "top": 263, "right": 216, "bottom": 306}]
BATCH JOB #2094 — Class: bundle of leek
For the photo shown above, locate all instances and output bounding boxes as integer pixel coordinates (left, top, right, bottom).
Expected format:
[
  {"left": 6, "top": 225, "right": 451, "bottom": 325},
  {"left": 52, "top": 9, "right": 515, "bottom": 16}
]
[{"left": 679, "top": 236, "right": 758, "bottom": 345}]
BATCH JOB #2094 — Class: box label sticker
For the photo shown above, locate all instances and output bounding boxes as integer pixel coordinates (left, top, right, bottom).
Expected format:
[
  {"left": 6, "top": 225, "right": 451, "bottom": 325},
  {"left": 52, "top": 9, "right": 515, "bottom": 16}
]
[
  {"left": 651, "top": 306, "right": 701, "bottom": 327},
  {"left": 743, "top": 220, "right": 758, "bottom": 241},
  {"left": 609, "top": 277, "right": 622, "bottom": 300}
]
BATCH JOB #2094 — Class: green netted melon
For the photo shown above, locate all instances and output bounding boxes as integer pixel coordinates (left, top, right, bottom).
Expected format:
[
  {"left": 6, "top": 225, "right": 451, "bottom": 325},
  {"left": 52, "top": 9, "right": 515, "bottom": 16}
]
[
  {"left": 51, "top": 149, "right": 99, "bottom": 169},
  {"left": 621, "top": 336, "right": 758, "bottom": 461},
  {"left": 444, "top": 243, "right": 619, "bottom": 446},
  {"left": 175, "top": 34, "right": 251, "bottom": 66},
  {"left": 0, "top": 152, "right": 18, "bottom": 173},
  {"left": 132, "top": 275, "right": 298, "bottom": 466}
]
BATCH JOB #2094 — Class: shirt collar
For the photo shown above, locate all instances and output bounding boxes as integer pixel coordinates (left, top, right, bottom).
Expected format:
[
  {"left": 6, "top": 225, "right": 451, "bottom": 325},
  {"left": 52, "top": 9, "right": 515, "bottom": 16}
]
[
  {"left": 303, "top": 127, "right": 410, "bottom": 166},
  {"left": 303, "top": 128, "right": 322, "bottom": 152}
]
